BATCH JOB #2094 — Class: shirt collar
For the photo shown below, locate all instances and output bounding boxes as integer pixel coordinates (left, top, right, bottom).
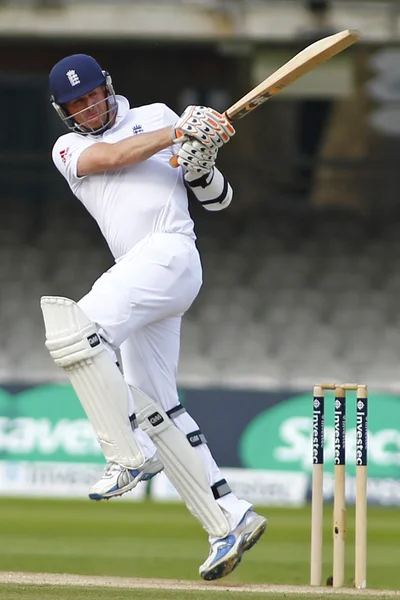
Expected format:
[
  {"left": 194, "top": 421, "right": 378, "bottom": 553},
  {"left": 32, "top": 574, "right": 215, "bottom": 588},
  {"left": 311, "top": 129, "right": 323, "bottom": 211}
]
[{"left": 114, "top": 95, "right": 130, "bottom": 126}]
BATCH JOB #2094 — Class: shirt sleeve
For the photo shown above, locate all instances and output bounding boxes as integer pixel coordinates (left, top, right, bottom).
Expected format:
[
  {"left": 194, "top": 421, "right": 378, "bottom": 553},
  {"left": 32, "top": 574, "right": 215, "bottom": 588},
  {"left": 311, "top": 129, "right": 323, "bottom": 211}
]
[
  {"left": 162, "top": 104, "right": 180, "bottom": 127},
  {"left": 52, "top": 134, "right": 95, "bottom": 193},
  {"left": 160, "top": 104, "right": 182, "bottom": 155}
]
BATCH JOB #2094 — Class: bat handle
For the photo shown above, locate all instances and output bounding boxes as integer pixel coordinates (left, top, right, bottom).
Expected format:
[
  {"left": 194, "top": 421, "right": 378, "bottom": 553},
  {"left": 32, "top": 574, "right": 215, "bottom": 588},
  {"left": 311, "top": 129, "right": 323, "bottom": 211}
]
[
  {"left": 169, "top": 130, "right": 187, "bottom": 169},
  {"left": 169, "top": 155, "right": 180, "bottom": 168}
]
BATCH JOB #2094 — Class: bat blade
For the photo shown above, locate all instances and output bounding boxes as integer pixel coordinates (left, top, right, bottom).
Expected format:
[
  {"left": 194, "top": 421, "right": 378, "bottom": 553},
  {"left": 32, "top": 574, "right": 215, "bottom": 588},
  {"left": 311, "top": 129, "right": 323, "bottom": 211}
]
[
  {"left": 227, "top": 29, "right": 361, "bottom": 120},
  {"left": 169, "top": 29, "right": 360, "bottom": 167}
]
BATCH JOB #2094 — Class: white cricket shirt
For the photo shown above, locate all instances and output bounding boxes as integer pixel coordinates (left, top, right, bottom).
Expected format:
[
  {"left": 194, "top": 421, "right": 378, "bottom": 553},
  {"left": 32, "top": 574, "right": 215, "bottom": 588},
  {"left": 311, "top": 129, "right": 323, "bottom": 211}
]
[{"left": 52, "top": 96, "right": 195, "bottom": 259}]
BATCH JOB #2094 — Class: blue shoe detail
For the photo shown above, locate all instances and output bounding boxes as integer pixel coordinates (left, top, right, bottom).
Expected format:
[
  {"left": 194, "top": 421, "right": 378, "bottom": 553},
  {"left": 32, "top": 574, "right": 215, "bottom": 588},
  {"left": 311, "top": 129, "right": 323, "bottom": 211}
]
[
  {"left": 209, "top": 535, "right": 236, "bottom": 566},
  {"left": 129, "top": 468, "right": 160, "bottom": 482},
  {"left": 199, "top": 509, "right": 267, "bottom": 581},
  {"left": 108, "top": 484, "right": 120, "bottom": 493},
  {"left": 88, "top": 454, "right": 164, "bottom": 501}
]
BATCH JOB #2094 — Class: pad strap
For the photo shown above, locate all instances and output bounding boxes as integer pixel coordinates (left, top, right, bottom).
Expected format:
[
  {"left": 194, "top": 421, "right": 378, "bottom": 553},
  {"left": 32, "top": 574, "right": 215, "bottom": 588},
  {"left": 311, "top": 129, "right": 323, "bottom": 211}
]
[
  {"left": 166, "top": 404, "right": 186, "bottom": 419},
  {"left": 187, "top": 430, "right": 207, "bottom": 447},
  {"left": 212, "top": 478, "right": 231, "bottom": 499}
]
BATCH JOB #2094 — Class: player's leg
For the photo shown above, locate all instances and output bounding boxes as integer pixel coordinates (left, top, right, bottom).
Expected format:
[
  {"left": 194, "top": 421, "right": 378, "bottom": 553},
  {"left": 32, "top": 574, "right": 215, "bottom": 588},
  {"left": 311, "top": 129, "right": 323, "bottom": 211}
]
[
  {"left": 74, "top": 230, "right": 266, "bottom": 577},
  {"left": 70, "top": 232, "right": 201, "bottom": 499},
  {"left": 40, "top": 297, "right": 163, "bottom": 501},
  {"left": 121, "top": 317, "right": 267, "bottom": 580}
]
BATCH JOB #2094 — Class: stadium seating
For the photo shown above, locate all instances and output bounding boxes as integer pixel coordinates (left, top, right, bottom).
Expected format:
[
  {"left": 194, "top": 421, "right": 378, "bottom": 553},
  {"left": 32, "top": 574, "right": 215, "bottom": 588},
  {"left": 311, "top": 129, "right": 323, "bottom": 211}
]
[{"left": 1, "top": 193, "right": 400, "bottom": 389}]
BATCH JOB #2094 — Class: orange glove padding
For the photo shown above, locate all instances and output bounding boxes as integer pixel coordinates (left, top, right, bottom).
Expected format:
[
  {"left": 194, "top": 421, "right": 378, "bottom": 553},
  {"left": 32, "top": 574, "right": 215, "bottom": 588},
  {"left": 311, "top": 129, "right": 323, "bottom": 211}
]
[{"left": 172, "top": 105, "right": 235, "bottom": 149}]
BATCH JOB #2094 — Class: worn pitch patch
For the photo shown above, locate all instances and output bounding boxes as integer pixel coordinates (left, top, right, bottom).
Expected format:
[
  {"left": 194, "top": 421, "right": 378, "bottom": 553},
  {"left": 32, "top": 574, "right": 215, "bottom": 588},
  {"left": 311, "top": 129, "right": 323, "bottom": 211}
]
[{"left": 0, "top": 572, "right": 399, "bottom": 596}]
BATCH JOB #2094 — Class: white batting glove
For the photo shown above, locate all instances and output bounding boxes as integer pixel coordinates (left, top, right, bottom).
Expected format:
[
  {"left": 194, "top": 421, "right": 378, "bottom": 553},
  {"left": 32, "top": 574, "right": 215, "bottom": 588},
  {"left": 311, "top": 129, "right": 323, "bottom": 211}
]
[
  {"left": 176, "top": 139, "right": 218, "bottom": 174},
  {"left": 172, "top": 105, "right": 235, "bottom": 149}
]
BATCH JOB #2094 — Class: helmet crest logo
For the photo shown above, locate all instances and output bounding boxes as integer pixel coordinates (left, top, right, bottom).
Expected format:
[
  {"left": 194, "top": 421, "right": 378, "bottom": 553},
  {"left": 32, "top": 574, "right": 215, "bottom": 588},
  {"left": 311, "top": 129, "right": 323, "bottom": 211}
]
[{"left": 66, "top": 69, "right": 80, "bottom": 87}]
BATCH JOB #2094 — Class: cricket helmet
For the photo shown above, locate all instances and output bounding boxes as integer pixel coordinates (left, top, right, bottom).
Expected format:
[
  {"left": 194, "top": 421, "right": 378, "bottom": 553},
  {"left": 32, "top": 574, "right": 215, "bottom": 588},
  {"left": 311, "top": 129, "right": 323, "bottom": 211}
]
[{"left": 49, "top": 54, "right": 117, "bottom": 135}]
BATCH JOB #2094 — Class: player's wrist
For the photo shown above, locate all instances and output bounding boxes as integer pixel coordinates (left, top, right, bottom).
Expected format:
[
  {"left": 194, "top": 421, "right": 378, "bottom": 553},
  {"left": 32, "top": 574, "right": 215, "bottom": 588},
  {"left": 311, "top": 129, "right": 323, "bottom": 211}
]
[
  {"left": 184, "top": 167, "right": 214, "bottom": 184},
  {"left": 171, "top": 125, "right": 186, "bottom": 145}
]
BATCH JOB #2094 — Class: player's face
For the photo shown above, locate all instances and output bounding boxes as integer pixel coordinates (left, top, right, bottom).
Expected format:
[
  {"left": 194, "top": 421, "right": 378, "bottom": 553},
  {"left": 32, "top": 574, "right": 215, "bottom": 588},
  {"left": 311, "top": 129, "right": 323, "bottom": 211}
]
[{"left": 65, "top": 86, "right": 108, "bottom": 131}]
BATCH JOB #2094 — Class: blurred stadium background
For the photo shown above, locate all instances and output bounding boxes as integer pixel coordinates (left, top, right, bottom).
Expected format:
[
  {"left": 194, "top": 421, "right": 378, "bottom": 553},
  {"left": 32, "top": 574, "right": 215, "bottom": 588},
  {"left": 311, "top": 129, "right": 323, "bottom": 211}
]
[{"left": 0, "top": 0, "right": 400, "bottom": 551}]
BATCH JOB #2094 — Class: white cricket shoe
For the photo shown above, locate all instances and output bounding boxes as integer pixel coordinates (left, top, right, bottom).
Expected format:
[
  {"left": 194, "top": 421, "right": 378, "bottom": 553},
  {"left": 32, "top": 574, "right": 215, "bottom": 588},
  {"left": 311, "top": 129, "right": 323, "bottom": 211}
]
[
  {"left": 199, "top": 509, "right": 267, "bottom": 581},
  {"left": 88, "top": 454, "right": 164, "bottom": 500}
]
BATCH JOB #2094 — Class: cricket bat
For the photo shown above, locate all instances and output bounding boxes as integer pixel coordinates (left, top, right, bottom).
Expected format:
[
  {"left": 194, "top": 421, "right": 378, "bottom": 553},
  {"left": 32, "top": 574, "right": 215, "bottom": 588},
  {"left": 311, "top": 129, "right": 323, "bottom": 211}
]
[{"left": 170, "top": 29, "right": 360, "bottom": 167}]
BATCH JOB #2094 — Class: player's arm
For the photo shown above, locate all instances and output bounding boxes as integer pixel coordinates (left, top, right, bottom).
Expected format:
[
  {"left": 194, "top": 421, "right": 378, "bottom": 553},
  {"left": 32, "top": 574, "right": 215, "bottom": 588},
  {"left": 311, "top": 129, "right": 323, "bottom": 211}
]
[
  {"left": 178, "top": 140, "right": 233, "bottom": 211},
  {"left": 185, "top": 167, "right": 233, "bottom": 212},
  {"left": 77, "top": 104, "right": 235, "bottom": 177},
  {"left": 77, "top": 126, "right": 173, "bottom": 176}
]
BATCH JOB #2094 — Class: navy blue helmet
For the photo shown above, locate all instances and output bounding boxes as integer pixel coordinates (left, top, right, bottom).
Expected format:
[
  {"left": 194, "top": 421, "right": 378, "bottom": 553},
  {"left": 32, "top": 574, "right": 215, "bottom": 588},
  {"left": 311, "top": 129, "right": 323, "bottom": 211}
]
[{"left": 49, "top": 54, "right": 117, "bottom": 135}]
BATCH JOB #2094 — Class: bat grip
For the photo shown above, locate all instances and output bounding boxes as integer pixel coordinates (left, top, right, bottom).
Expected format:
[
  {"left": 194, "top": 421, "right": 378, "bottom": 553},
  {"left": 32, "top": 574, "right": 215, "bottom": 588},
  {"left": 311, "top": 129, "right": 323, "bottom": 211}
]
[
  {"left": 169, "top": 155, "right": 179, "bottom": 168},
  {"left": 169, "top": 130, "right": 187, "bottom": 169}
]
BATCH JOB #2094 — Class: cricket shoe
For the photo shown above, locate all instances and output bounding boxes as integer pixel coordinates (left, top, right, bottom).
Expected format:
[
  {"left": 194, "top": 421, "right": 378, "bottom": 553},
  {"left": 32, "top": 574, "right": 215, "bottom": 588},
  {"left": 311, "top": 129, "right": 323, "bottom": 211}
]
[
  {"left": 199, "top": 509, "right": 267, "bottom": 581},
  {"left": 88, "top": 453, "right": 164, "bottom": 500}
]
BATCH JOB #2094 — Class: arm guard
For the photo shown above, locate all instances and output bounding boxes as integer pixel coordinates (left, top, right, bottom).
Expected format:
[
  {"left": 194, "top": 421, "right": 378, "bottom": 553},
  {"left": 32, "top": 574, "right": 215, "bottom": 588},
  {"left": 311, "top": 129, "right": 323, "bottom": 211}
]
[{"left": 184, "top": 166, "right": 233, "bottom": 211}]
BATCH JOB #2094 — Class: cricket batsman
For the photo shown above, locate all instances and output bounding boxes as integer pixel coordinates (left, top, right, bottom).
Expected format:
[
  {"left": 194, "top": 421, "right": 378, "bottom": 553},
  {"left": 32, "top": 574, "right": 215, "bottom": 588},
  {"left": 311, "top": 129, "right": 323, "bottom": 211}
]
[{"left": 42, "top": 53, "right": 267, "bottom": 581}]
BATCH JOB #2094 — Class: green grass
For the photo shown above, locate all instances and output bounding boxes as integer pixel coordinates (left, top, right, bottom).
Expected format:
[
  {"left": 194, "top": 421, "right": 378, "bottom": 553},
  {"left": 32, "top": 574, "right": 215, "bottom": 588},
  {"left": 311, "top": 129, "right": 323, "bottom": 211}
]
[
  {"left": 0, "top": 498, "right": 399, "bottom": 590},
  {"left": 0, "top": 587, "right": 397, "bottom": 600}
]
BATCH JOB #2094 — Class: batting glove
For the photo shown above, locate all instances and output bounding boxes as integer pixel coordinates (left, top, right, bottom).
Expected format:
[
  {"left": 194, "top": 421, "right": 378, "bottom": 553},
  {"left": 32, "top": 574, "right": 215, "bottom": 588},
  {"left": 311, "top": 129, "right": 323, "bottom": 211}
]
[
  {"left": 175, "top": 139, "right": 218, "bottom": 174},
  {"left": 172, "top": 105, "right": 235, "bottom": 149}
]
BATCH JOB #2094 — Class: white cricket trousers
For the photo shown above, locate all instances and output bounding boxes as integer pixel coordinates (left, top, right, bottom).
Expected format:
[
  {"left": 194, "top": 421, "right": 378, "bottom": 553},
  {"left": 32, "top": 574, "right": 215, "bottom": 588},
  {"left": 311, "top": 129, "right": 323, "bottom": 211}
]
[{"left": 78, "top": 232, "right": 250, "bottom": 532}]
